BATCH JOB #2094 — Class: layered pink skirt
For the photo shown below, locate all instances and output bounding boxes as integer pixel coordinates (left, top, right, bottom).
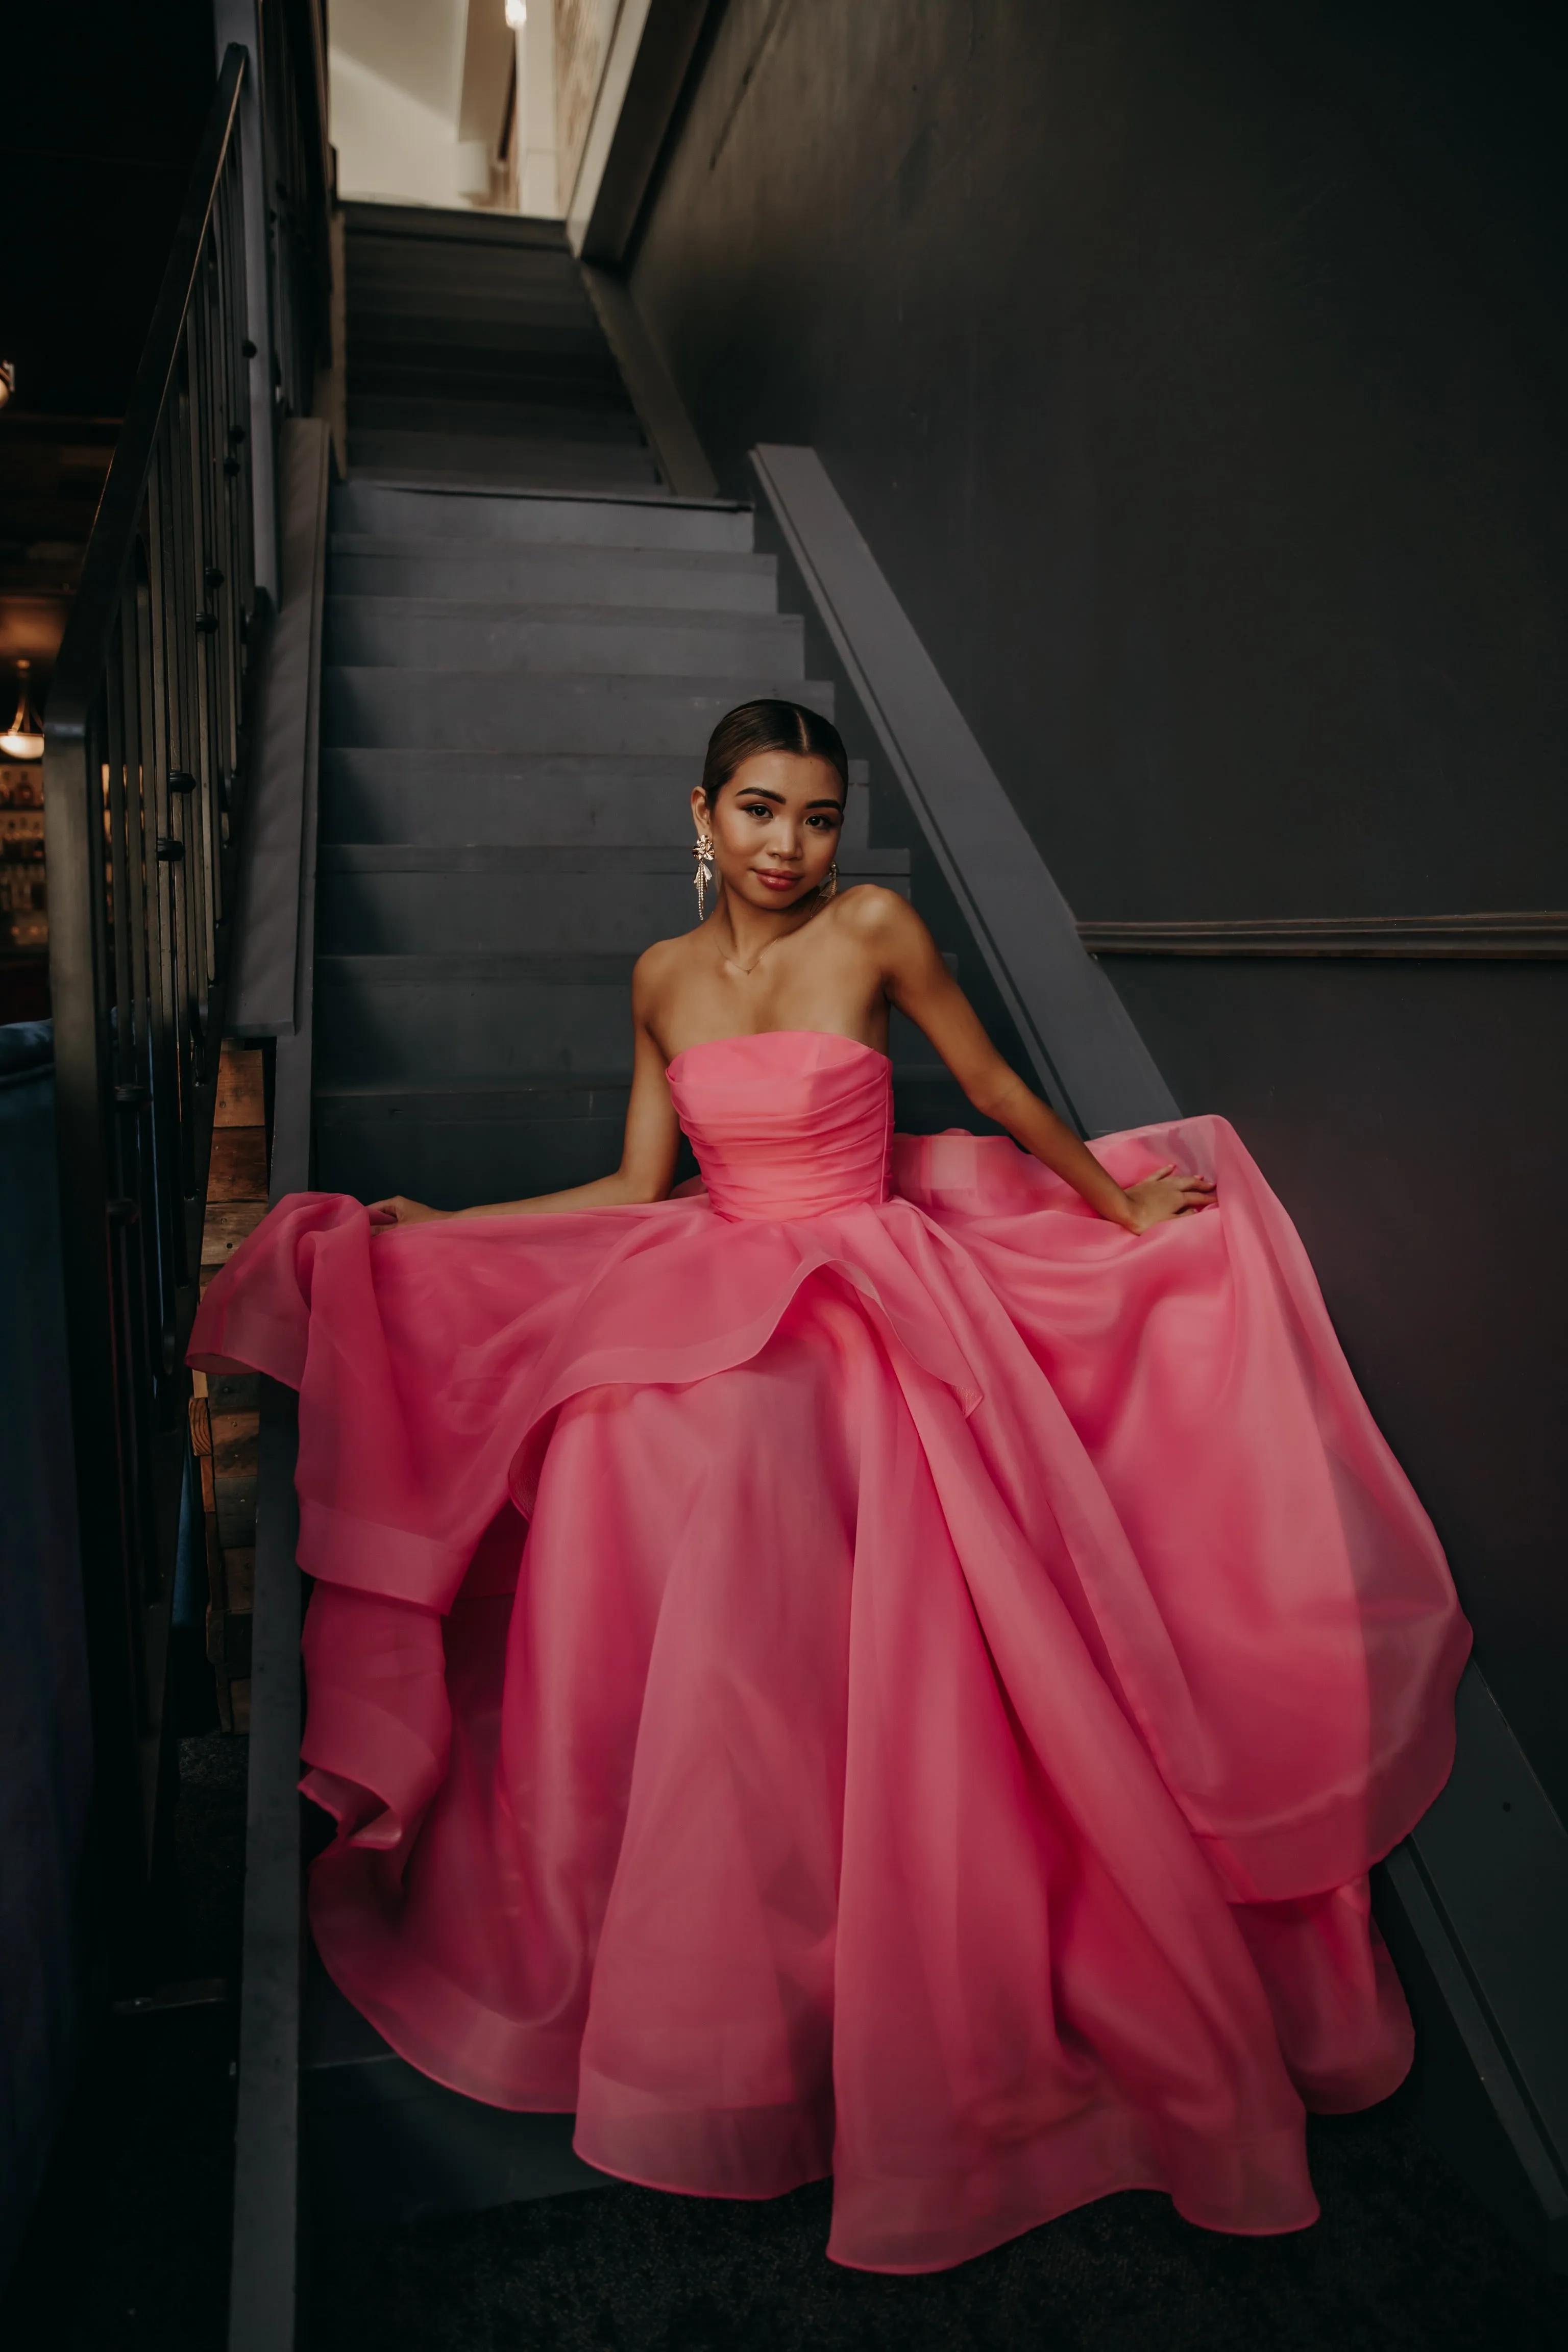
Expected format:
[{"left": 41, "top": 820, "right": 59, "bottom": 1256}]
[{"left": 191, "top": 1097, "right": 1467, "bottom": 2272}]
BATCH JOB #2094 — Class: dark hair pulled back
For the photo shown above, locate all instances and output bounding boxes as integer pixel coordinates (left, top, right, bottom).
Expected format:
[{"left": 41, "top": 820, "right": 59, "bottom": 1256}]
[{"left": 699, "top": 699, "right": 848, "bottom": 808}]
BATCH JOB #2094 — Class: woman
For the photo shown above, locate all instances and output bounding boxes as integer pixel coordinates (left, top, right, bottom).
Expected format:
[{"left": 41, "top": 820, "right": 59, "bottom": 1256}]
[{"left": 191, "top": 698, "right": 1467, "bottom": 2275}]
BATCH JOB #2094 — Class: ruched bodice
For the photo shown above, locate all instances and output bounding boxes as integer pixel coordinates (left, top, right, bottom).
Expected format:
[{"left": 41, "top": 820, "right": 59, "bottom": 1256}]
[{"left": 666, "top": 1030, "right": 892, "bottom": 1220}]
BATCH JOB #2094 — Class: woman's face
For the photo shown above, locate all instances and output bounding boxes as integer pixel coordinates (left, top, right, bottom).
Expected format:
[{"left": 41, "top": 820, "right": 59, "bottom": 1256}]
[{"left": 692, "top": 751, "right": 845, "bottom": 914}]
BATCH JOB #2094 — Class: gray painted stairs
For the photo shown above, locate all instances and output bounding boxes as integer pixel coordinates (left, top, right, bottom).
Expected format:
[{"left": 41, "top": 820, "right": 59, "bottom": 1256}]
[
  {"left": 342, "top": 204, "right": 660, "bottom": 494},
  {"left": 312, "top": 476, "right": 946, "bottom": 1211}
]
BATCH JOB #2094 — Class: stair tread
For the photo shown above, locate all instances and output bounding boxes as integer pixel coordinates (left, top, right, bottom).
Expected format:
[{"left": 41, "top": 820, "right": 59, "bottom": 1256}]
[
  {"left": 322, "top": 617, "right": 804, "bottom": 680},
  {"left": 327, "top": 537, "right": 770, "bottom": 570},
  {"left": 330, "top": 484, "right": 751, "bottom": 514},
  {"left": 347, "top": 452, "right": 663, "bottom": 494},
  {"left": 321, "top": 750, "right": 701, "bottom": 779},
  {"left": 319, "top": 950, "right": 638, "bottom": 977},
  {"left": 348, "top": 324, "right": 617, "bottom": 356},
  {"left": 320, "top": 672, "right": 832, "bottom": 752},
  {"left": 343, "top": 200, "right": 569, "bottom": 246},
  {"left": 325, "top": 564, "right": 775, "bottom": 614},
  {"left": 317, "top": 851, "right": 902, "bottom": 879},
  {"left": 351, "top": 389, "right": 641, "bottom": 422},
  {"left": 318, "top": 844, "right": 906, "bottom": 873},
  {"left": 347, "top": 426, "right": 652, "bottom": 453},
  {"left": 321, "top": 748, "right": 862, "bottom": 771},
  {"left": 330, "top": 489, "right": 747, "bottom": 521},
  {"left": 327, "top": 487, "right": 755, "bottom": 553},
  {"left": 350, "top": 405, "right": 646, "bottom": 444},
  {"left": 345, "top": 273, "right": 594, "bottom": 306},
  {"left": 347, "top": 438, "right": 659, "bottom": 464},
  {"left": 324, "top": 597, "right": 789, "bottom": 624},
  {"left": 318, "top": 752, "right": 871, "bottom": 849},
  {"left": 323, "top": 605, "right": 801, "bottom": 664}
]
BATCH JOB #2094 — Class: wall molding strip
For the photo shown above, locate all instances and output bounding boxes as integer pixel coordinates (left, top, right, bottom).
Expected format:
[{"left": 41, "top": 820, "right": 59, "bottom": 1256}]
[{"left": 1080, "top": 912, "right": 1568, "bottom": 958}]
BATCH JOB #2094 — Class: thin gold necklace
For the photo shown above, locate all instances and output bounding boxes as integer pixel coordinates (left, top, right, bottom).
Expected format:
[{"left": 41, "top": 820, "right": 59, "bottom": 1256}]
[{"left": 714, "top": 892, "right": 824, "bottom": 977}]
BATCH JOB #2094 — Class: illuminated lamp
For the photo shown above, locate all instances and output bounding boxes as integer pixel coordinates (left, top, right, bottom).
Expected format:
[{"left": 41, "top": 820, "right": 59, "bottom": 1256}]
[{"left": 1, "top": 659, "right": 45, "bottom": 761}]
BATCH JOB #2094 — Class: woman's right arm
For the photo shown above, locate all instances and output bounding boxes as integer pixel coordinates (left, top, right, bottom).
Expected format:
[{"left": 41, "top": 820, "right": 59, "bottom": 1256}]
[{"left": 371, "top": 979, "right": 681, "bottom": 1226}]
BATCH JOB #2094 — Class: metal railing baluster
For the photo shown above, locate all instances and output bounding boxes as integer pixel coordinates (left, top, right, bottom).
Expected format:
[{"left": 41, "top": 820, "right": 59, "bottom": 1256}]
[{"left": 38, "top": 42, "right": 311, "bottom": 1967}]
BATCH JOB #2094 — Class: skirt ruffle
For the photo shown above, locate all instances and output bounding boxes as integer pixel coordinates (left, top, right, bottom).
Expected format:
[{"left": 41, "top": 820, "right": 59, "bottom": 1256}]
[{"left": 190, "top": 1116, "right": 1466, "bottom": 2270}]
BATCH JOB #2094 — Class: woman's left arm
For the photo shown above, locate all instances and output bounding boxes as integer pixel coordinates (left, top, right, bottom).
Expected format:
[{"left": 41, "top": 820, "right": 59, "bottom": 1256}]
[{"left": 865, "top": 891, "right": 1213, "bottom": 1233}]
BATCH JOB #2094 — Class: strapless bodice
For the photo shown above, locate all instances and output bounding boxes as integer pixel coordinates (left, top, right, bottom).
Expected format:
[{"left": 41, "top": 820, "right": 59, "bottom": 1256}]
[{"left": 665, "top": 1031, "right": 892, "bottom": 1221}]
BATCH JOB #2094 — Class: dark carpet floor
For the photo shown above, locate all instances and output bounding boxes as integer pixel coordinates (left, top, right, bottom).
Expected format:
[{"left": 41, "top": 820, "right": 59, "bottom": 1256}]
[
  {"left": 6, "top": 1728, "right": 1566, "bottom": 2351},
  {"left": 311, "top": 2087, "right": 1568, "bottom": 2352}
]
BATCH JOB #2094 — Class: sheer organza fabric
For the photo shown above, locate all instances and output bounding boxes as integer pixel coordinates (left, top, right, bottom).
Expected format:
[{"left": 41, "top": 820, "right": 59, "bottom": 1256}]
[{"left": 189, "top": 1030, "right": 1467, "bottom": 2272}]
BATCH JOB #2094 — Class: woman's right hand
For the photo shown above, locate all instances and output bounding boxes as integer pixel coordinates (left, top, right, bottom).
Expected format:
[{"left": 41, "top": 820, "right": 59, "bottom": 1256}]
[
  {"left": 1118, "top": 1163, "right": 1217, "bottom": 1232},
  {"left": 368, "top": 1194, "right": 452, "bottom": 1227}
]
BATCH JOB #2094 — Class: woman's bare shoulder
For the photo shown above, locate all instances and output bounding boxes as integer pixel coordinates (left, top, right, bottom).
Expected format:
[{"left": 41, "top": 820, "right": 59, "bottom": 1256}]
[
  {"left": 830, "top": 884, "right": 930, "bottom": 943},
  {"left": 634, "top": 927, "right": 704, "bottom": 974},
  {"left": 632, "top": 926, "right": 702, "bottom": 1003}
]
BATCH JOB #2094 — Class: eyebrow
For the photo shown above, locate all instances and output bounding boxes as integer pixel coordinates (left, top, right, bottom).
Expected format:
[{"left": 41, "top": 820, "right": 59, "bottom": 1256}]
[{"left": 737, "top": 787, "right": 844, "bottom": 810}]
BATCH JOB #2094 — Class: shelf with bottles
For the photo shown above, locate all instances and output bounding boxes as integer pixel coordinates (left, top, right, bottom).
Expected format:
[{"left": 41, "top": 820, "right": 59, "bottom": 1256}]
[{"left": 1, "top": 757, "right": 46, "bottom": 953}]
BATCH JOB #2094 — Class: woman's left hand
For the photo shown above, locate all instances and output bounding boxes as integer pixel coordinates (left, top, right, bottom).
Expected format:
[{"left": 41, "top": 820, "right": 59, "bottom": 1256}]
[{"left": 1120, "top": 1164, "right": 1217, "bottom": 1232}]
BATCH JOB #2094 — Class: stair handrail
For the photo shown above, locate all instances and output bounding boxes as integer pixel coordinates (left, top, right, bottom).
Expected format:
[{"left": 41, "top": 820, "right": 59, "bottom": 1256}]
[{"left": 40, "top": 41, "right": 259, "bottom": 1958}]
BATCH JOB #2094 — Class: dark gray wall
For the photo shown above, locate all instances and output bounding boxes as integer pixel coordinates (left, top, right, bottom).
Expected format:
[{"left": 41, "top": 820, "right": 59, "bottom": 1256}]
[{"left": 629, "top": 1, "right": 1568, "bottom": 1806}]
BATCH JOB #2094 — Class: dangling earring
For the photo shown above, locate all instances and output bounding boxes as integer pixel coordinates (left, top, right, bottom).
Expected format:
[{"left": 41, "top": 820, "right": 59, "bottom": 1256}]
[
  {"left": 693, "top": 831, "right": 716, "bottom": 917},
  {"left": 818, "top": 860, "right": 839, "bottom": 902}
]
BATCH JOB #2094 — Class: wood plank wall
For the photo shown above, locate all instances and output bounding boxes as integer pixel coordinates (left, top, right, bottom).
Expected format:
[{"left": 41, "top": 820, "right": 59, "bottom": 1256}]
[{"left": 190, "top": 1042, "right": 270, "bottom": 1731}]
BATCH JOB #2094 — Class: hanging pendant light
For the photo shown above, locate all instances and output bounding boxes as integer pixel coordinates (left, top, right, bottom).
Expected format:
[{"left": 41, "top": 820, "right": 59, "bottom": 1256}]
[{"left": 1, "top": 659, "right": 45, "bottom": 761}]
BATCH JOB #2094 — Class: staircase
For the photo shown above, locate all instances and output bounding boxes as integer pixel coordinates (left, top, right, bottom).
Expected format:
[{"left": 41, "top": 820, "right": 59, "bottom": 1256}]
[
  {"left": 341, "top": 203, "right": 658, "bottom": 493},
  {"left": 313, "top": 206, "right": 933, "bottom": 1220},
  {"left": 226, "top": 204, "right": 1568, "bottom": 2312}
]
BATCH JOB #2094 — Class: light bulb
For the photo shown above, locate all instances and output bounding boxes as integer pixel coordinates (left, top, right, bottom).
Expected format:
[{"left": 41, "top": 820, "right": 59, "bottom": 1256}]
[
  {"left": 505, "top": 0, "right": 526, "bottom": 25},
  {"left": 0, "top": 362, "right": 14, "bottom": 411},
  {"left": 1, "top": 659, "right": 44, "bottom": 761}
]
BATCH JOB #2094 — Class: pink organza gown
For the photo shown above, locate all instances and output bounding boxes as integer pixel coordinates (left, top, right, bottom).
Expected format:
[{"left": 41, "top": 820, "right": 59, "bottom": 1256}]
[{"left": 190, "top": 1030, "right": 1468, "bottom": 2273}]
